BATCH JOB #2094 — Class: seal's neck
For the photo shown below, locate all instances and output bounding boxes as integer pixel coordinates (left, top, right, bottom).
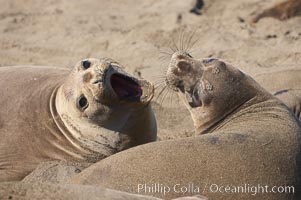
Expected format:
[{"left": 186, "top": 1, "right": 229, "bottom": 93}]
[
  {"left": 122, "top": 104, "right": 157, "bottom": 145},
  {"left": 49, "top": 86, "right": 93, "bottom": 160},
  {"left": 195, "top": 97, "right": 252, "bottom": 134},
  {"left": 51, "top": 86, "right": 156, "bottom": 162},
  {"left": 193, "top": 74, "right": 272, "bottom": 135},
  {"left": 197, "top": 94, "right": 271, "bottom": 134},
  {"left": 51, "top": 86, "right": 130, "bottom": 162}
]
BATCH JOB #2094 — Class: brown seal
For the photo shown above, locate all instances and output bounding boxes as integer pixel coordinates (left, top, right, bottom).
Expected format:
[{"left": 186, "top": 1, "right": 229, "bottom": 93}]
[
  {"left": 0, "top": 58, "right": 156, "bottom": 182},
  {"left": 252, "top": 0, "right": 301, "bottom": 23},
  {"left": 70, "top": 53, "right": 301, "bottom": 200}
]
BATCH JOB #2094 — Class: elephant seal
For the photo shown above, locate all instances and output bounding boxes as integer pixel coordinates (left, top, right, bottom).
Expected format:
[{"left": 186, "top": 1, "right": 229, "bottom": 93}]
[
  {"left": 254, "top": 69, "right": 301, "bottom": 120},
  {"left": 0, "top": 58, "right": 156, "bottom": 182},
  {"left": 70, "top": 53, "right": 301, "bottom": 200},
  {"left": 251, "top": 0, "right": 301, "bottom": 23}
]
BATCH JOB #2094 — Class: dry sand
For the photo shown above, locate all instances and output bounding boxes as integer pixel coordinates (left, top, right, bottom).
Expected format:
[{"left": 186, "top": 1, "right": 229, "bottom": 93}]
[{"left": 0, "top": 0, "right": 301, "bottom": 199}]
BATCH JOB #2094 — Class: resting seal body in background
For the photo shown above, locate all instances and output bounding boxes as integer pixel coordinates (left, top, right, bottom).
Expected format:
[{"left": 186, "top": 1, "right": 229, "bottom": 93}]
[
  {"left": 254, "top": 69, "right": 301, "bottom": 120},
  {"left": 0, "top": 58, "right": 156, "bottom": 182},
  {"left": 70, "top": 53, "right": 301, "bottom": 200}
]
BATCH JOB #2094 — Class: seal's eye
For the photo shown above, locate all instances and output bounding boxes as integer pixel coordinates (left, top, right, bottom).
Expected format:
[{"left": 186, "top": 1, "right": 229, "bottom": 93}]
[
  {"left": 186, "top": 53, "right": 192, "bottom": 58},
  {"left": 82, "top": 60, "right": 91, "bottom": 69},
  {"left": 77, "top": 95, "right": 89, "bottom": 110},
  {"left": 203, "top": 58, "right": 216, "bottom": 64}
]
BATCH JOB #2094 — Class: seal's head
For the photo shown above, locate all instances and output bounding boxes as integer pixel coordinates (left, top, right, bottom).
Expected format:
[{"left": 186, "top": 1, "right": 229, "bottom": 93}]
[
  {"left": 165, "top": 51, "right": 263, "bottom": 134},
  {"left": 54, "top": 58, "right": 156, "bottom": 161}
]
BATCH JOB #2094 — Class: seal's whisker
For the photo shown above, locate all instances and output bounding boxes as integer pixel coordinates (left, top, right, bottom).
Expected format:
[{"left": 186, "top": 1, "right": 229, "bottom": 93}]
[
  {"left": 159, "top": 56, "right": 170, "bottom": 62},
  {"left": 159, "top": 55, "right": 168, "bottom": 60},
  {"left": 179, "top": 30, "right": 184, "bottom": 52},
  {"left": 153, "top": 75, "right": 166, "bottom": 80},
  {"left": 161, "top": 46, "right": 175, "bottom": 53},
  {"left": 182, "top": 30, "right": 189, "bottom": 52},
  {"left": 159, "top": 86, "right": 170, "bottom": 105},
  {"left": 187, "top": 37, "right": 200, "bottom": 54},
  {"left": 159, "top": 61, "right": 170, "bottom": 71},
  {"left": 153, "top": 77, "right": 166, "bottom": 82},
  {"left": 155, "top": 86, "right": 165, "bottom": 91},
  {"left": 169, "top": 45, "right": 177, "bottom": 54},
  {"left": 183, "top": 32, "right": 189, "bottom": 53},
  {"left": 171, "top": 34, "right": 179, "bottom": 52},
  {"left": 160, "top": 52, "right": 172, "bottom": 57},
  {"left": 154, "top": 78, "right": 166, "bottom": 85},
  {"left": 159, "top": 56, "right": 171, "bottom": 62},
  {"left": 159, "top": 54, "right": 172, "bottom": 62},
  {"left": 185, "top": 29, "right": 198, "bottom": 53},
  {"left": 168, "top": 88, "right": 178, "bottom": 106},
  {"left": 158, "top": 83, "right": 172, "bottom": 105},
  {"left": 166, "top": 88, "right": 178, "bottom": 107},
  {"left": 180, "top": 29, "right": 188, "bottom": 52},
  {"left": 171, "top": 89, "right": 180, "bottom": 106},
  {"left": 152, "top": 76, "right": 166, "bottom": 82},
  {"left": 160, "top": 51, "right": 173, "bottom": 56},
  {"left": 168, "top": 36, "right": 178, "bottom": 53},
  {"left": 151, "top": 74, "right": 166, "bottom": 80},
  {"left": 159, "top": 51, "right": 172, "bottom": 64},
  {"left": 154, "top": 85, "right": 167, "bottom": 103},
  {"left": 178, "top": 30, "right": 182, "bottom": 52},
  {"left": 151, "top": 73, "right": 166, "bottom": 79},
  {"left": 155, "top": 84, "right": 166, "bottom": 90},
  {"left": 154, "top": 82, "right": 166, "bottom": 90},
  {"left": 154, "top": 79, "right": 166, "bottom": 84}
]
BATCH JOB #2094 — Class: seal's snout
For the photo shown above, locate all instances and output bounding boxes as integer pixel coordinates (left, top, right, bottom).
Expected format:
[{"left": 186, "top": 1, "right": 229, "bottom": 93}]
[
  {"left": 165, "top": 52, "right": 206, "bottom": 109},
  {"left": 166, "top": 52, "right": 202, "bottom": 91},
  {"left": 176, "top": 60, "right": 192, "bottom": 74}
]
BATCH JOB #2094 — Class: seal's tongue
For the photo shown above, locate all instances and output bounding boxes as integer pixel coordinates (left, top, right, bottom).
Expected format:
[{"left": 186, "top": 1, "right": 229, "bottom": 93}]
[{"left": 111, "top": 73, "right": 142, "bottom": 100}]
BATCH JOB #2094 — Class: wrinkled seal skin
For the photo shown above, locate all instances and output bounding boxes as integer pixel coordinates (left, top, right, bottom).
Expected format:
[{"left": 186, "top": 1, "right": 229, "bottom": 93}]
[
  {"left": 70, "top": 53, "right": 301, "bottom": 200},
  {"left": 255, "top": 69, "right": 301, "bottom": 120},
  {"left": 0, "top": 58, "right": 156, "bottom": 182}
]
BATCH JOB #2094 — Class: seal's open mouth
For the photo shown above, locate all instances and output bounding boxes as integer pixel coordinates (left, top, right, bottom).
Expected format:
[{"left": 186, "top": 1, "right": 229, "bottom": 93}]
[
  {"left": 111, "top": 73, "right": 142, "bottom": 101},
  {"left": 185, "top": 89, "right": 201, "bottom": 108},
  {"left": 173, "top": 80, "right": 202, "bottom": 108}
]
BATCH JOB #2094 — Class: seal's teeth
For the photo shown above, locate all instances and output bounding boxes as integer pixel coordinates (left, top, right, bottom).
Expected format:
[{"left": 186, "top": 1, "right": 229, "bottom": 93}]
[
  {"left": 185, "top": 91, "right": 193, "bottom": 103},
  {"left": 185, "top": 89, "right": 201, "bottom": 108},
  {"left": 192, "top": 95, "right": 199, "bottom": 105},
  {"left": 93, "top": 80, "right": 102, "bottom": 84}
]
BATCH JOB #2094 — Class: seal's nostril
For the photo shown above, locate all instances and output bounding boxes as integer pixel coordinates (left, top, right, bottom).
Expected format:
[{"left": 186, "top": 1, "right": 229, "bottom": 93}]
[
  {"left": 178, "top": 61, "right": 191, "bottom": 72},
  {"left": 177, "top": 55, "right": 185, "bottom": 59}
]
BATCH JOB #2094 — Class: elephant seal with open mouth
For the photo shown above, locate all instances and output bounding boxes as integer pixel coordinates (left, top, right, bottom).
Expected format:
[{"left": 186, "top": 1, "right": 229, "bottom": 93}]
[
  {"left": 0, "top": 58, "right": 156, "bottom": 182},
  {"left": 70, "top": 53, "right": 301, "bottom": 200}
]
